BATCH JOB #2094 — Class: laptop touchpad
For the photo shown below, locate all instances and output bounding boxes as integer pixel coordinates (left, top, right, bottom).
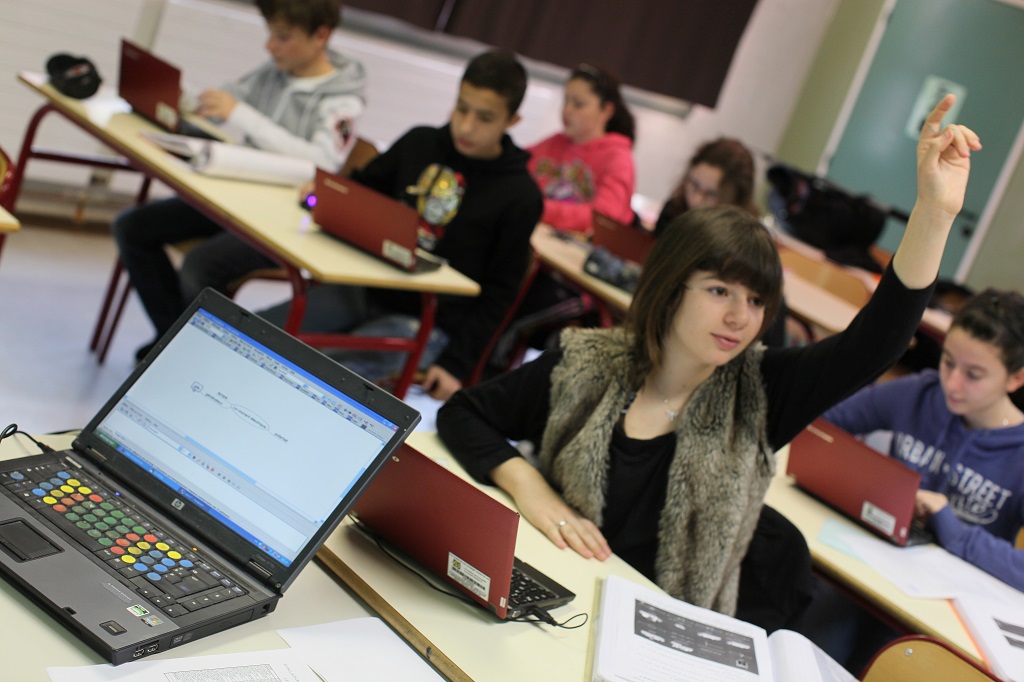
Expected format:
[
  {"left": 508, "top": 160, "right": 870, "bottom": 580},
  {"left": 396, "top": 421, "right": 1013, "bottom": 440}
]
[{"left": 0, "top": 520, "right": 62, "bottom": 562}]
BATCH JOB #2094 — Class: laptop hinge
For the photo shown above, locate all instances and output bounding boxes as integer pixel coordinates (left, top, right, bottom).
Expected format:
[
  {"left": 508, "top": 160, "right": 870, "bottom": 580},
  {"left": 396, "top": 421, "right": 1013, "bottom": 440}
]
[{"left": 246, "top": 559, "right": 274, "bottom": 583}]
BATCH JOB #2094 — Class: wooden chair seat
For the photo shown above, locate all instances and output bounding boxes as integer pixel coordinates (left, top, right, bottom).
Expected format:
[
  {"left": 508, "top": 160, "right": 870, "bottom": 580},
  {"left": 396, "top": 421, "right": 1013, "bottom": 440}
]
[{"left": 860, "top": 636, "right": 999, "bottom": 681}]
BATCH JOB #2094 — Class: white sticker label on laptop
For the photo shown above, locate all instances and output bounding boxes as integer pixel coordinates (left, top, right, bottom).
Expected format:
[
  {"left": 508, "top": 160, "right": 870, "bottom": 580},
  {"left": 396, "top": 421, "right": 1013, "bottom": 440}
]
[
  {"left": 156, "top": 101, "right": 178, "bottom": 130},
  {"left": 383, "top": 239, "right": 414, "bottom": 269},
  {"left": 447, "top": 552, "right": 490, "bottom": 601},
  {"left": 861, "top": 501, "right": 896, "bottom": 537}
]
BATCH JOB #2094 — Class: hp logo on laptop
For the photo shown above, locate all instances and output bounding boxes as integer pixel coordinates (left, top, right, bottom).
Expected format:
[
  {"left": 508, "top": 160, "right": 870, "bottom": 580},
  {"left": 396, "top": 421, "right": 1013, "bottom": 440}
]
[{"left": 171, "top": 498, "right": 185, "bottom": 511}]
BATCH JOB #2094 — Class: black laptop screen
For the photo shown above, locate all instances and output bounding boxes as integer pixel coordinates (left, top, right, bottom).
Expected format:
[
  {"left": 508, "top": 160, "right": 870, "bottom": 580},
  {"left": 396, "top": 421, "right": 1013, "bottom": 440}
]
[{"left": 92, "top": 308, "right": 400, "bottom": 567}]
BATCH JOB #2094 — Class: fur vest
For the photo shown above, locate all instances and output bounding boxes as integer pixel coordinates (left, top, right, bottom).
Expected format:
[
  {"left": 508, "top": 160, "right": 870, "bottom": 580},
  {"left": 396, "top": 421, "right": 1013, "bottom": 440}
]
[{"left": 538, "top": 327, "right": 774, "bottom": 614}]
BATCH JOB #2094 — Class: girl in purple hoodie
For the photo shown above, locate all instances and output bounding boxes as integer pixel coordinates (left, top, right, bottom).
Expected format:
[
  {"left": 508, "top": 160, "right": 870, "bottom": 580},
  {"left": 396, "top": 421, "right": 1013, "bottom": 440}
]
[{"left": 824, "top": 289, "right": 1024, "bottom": 590}]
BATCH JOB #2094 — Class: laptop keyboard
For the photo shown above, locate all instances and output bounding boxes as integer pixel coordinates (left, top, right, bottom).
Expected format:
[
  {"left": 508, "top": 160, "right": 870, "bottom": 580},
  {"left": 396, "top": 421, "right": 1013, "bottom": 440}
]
[
  {"left": 509, "top": 563, "right": 558, "bottom": 607},
  {"left": 2, "top": 460, "right": 247, "bottom": 618}
]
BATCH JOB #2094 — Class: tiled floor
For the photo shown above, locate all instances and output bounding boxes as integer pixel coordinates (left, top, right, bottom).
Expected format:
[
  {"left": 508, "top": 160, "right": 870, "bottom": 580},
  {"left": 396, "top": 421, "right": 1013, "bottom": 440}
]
[{"left": 0, "top": 224, "right": 443, "bottom": 436}]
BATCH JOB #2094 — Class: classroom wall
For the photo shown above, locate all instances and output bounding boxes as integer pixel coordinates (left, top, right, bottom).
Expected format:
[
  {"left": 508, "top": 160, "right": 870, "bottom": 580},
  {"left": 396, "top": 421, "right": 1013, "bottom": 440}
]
[
  {"left": 775, "top": 0, "right": 1024, "bottom": 291},
  {"left": 0, "top": 0, "right": 840, "bottom": 212}
]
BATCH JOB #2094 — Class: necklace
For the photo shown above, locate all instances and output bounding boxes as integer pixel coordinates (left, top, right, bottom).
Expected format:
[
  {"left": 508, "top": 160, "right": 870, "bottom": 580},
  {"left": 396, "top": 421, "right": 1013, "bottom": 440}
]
[{"left": 663, "top": 400, "right": 681, "bottom": 421}]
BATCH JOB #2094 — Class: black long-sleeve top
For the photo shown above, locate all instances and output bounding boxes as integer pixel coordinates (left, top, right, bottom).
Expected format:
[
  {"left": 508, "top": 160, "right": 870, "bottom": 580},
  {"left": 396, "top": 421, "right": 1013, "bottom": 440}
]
[{"left": 353, "top": 125, "right": 543, "bottom": 381}]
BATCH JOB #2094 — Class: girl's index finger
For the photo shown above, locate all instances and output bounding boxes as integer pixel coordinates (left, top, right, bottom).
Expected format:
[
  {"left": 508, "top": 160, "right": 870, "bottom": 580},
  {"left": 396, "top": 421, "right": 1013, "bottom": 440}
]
[{"left": 922, "top": 93, "right": 956, "bottom": 136}]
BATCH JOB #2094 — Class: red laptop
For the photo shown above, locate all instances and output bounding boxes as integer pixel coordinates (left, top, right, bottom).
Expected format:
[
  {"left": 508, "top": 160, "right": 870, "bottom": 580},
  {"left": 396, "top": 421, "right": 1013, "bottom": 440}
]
[
  {"left": 591, "top": 210, "right": 656, "bottom": 265},
  {"left": 787, "top": 418, "right": 929, "bottom": 546},
  {"left": 312, "top": 169, "right": 445, "bottom": 273},
  {"left": 118, "top": 38, "right": 227, "bottom": 141},
  {"left": 351, "top": 443, "right": 575, "bottom": 620}
]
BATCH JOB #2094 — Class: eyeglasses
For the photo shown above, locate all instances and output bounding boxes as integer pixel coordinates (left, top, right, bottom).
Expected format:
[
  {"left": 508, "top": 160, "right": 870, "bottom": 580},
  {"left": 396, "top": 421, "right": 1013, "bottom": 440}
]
[{"left": 683, "top": 174, "right": 719, "bottom": 202}]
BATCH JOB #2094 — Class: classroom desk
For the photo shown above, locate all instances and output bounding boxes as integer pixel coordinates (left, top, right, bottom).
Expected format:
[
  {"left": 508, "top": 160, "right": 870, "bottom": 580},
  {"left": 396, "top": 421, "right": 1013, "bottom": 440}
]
[
  {"left": 531, "top": 223, "right": 864, "bottom": 335},
  {"left": 530, "top": 222, "right": 862, "bottom": 335},
  {"left": 765, "top": 445, "right": 982, "bottom": 663},
  {"left": 529, "top": 224, "right": 630, "bottom": 326},
  {"left": 0, "top": 432, "right": 376, "bottom": 681},
  {"left": 13, "top": 72, "right": 479, "bottom": 398},
  {"left": 317, "top": 430, "right": 664, "bottom": 682},
  {"left": 530, "top": 224, "right": 951, "bottom": 340},
  {"left": 774, "top": 233, "right": 952, "bottom": 340}
]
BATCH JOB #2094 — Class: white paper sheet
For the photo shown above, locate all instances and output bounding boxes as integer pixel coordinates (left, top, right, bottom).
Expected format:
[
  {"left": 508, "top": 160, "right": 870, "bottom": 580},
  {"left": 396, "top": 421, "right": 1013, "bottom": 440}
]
[
  {"left": 955, "top": 596, "right": 1024, "bottom": 682},
  {"left": 819, "top": 521, "right": 1024, "bottom": 603},
  {"left": 277, "top": 617, "right": 442, "bottom": 681},
  {"left": 47, "top": 648, "right": 319, "bottom": 682},
  {"left": 190, "top": 142, "right": 315, "bottom": 186}
]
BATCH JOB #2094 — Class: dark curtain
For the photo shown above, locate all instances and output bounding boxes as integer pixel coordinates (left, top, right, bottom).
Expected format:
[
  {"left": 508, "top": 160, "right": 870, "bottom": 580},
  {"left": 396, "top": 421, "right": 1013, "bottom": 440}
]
[
  {"left": 344, "top": 0, "right": 452, "bottom": 31},
  {"left": 345, "top": 1, "right": 759, "bottom": 107}
]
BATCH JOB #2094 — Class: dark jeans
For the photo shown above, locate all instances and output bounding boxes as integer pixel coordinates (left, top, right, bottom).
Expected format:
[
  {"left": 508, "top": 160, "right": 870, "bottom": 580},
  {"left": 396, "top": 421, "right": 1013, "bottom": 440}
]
[{"left": 112, "top": 197, "right": 275, "bottom": 337}]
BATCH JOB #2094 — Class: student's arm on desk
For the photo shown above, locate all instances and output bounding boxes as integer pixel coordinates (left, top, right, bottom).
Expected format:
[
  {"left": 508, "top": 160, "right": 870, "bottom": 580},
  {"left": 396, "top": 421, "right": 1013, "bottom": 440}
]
[
  {"left": 923, "top": 502, "right": 1024, "bottom": 592},
  {"left": 437, "top": 350, "right": 612, "bottom": 560},
  {"left": 219, "top": 72, "right": 364, "bottom": 172}
]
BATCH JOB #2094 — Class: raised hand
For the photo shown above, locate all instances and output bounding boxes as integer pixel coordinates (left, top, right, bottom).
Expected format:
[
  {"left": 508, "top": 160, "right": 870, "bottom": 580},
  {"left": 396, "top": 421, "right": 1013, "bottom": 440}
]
[
  {"left": 893, "top": 94, "right": 982, "bottom": 289},
  {"left": 916, "top": 93, "right": 982, "bottom": 220}
]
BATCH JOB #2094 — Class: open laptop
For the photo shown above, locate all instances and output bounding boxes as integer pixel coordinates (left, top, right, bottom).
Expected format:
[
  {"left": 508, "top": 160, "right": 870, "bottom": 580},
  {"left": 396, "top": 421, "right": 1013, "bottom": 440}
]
[
  {"left": 787, "top": 418, "right": 930, "bottom": 546},
  {"left": 0, "top": 289, "right": 419, "bottom": 664},
  {"left": 591, "top": 210, "right": 655, "bottom": 266},
  {"left": 118, "top": 38, "right": 230, "bottom": 142},
  {"left": 312, "top": 169, "right": 446, "bottom": 274},
  {"left": 351, "top": 443, "right": 575, "bottom": 620}
]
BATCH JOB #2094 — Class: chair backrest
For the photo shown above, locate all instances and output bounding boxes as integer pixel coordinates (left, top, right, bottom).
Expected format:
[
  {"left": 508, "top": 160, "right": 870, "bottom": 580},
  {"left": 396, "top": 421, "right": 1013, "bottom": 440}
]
[
  {"left": 779, "top": 246, "right": 872, "bottom": 308},
  {"left": 465, "top": 254, "right": 541, "bottom": 387},
  {"left": 339, "top": 137, "right": 380, "bottom": 178},
  {"left": 860, "top": 636, "right": 999, "bottom": 682}
]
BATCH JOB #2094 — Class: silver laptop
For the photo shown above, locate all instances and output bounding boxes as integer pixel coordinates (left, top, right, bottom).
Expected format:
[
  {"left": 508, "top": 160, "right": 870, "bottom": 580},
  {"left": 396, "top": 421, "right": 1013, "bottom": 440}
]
[{"left": 0, "top": 289, "right": 419, "bottom": 664}]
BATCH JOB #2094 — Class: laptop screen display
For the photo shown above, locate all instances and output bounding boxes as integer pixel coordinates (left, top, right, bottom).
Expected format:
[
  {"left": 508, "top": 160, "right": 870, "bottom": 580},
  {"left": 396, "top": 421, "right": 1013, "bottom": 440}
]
[{"left": 93, "top": 308, "right": 400, "bottom": 566}]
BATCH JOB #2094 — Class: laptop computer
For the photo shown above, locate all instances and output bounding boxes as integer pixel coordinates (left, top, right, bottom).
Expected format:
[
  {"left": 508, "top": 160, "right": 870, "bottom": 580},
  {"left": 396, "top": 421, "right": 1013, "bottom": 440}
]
[
  {"left": 118, "top": 38, "right": 229, "bottom": 142},
  {"left": 0, "top": 289, "right": 419, "bottom": 664},
  {"left": 312, "top": 169, "right": 446, "bottom": 274},
  {"left": 350, "top": 443, "right": 575, "bottom": 620},
  {"left": 590, "top": 211, "right": 655, "bottom": 266},
  {"left": 787, "top": 418, "right": 929, "bottom": 546}
]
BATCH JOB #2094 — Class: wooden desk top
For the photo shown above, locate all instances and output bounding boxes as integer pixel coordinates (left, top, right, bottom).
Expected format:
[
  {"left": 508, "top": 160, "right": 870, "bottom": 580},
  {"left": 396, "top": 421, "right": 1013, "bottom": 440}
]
[
  {"left": 0, "top": 205, "right": 20, "bottom": 233},
  {"left": 317, "top": 430, "right": 662, "bottom": 682},
  {"left": 530, "top": 224, "right": 951, "bottom": 341},
  {"left": 0, "top": 433, "right": 374, "bottom": 681},
  {"left": 765, "top": 445, "right": 981, "bottom": 662},
  {"left": 529, "top": 225, "right": 632, "bottom": 313},
  {"left": 17, "top": 72, "right": 478, "bottom": 297},
  {"left": 530, "top": 224, "right": 883, "bottom": 336}
]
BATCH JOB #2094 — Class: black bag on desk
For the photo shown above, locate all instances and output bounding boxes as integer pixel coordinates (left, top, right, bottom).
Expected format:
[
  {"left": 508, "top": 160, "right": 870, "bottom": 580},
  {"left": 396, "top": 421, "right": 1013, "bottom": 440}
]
[
  {"left": 767, "top": 164, "right": 892, "bottom": 273},
  {"left": 583, "top": 246, "right": 641, "bottom": 293}
]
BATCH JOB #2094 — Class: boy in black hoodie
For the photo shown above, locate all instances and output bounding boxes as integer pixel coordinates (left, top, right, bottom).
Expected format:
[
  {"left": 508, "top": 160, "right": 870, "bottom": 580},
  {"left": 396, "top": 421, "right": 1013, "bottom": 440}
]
[{"left": 262, "top": 49, "right": 543, "bottom": 400}]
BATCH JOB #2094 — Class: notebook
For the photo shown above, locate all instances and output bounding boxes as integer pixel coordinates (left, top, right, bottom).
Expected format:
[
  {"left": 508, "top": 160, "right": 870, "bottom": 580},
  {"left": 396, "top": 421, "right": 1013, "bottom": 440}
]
[
  {"left": 787, "top": 418, "right": 927, "bottom": 546},
  {"left": 312, "top": 169, "right": 446, "bottom": 274},
  {"left": 590, "top": 211, "right": 655, "bottom": 266},
  {"left": 118, "top": 38, "right": 230, "bottom": 142},
  {"left": 0, "top": 289, "right": 420, "bottom": 664},
  {"left": 351, "top": 443, "right": 575, "bottom": 620}
]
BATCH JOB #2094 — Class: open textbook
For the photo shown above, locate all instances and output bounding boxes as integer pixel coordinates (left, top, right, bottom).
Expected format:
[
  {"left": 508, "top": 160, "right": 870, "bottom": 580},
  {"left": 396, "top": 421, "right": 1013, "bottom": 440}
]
[
  {"left": 954, "top": 597, "right": 1024, "bottom": 682},
  {"left": 593, "top": 575, "right": 855, "bottom": 682},
  {"left": 142, "top": 132, "right": 315, "bottom": 186}
]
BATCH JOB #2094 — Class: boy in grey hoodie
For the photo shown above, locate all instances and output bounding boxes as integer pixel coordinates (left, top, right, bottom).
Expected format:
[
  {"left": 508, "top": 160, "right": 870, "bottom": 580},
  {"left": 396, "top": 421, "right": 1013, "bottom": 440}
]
[{"left": 113, "top": 0, "right": 365, "bottom": 360}]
